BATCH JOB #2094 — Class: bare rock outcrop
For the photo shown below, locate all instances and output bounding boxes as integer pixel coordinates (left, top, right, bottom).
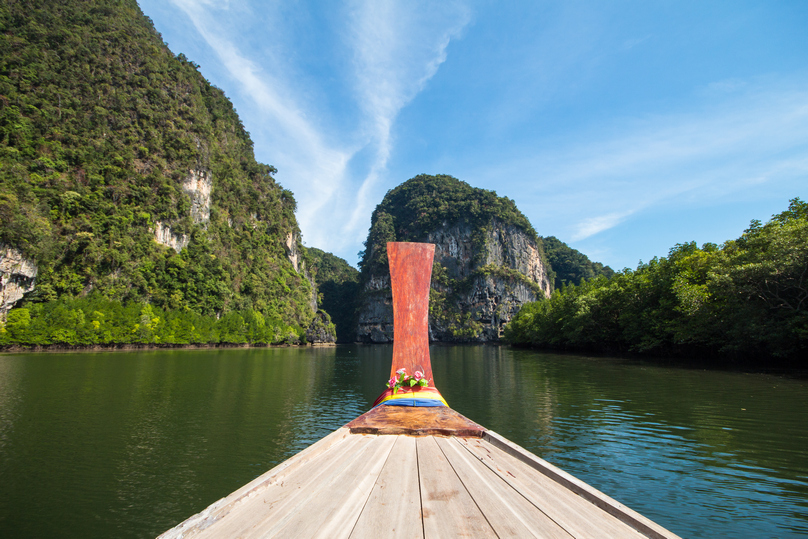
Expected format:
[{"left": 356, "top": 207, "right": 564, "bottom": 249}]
[
  {"left": 0, "top": 243, "right": 38, "bottom": 320},
  {"left": 154, "top": 168, "right": 212, "bottom": 252},
  {"left": 183, "top": 168, "right": 212, "bottom": 225},
  {"left": 305, "top": 311, "right": 337, "bottom": 344},
  {"left": 356, "top": 219, "right": 552, "bottom": 343},
  {"left": 153, "top": 221, "right": 190, "bottom": 253}
]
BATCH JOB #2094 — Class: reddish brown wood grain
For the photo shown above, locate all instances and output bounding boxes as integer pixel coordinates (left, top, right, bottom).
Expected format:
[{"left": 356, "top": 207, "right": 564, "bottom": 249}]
[
  {"left": 388, "top": 242, "right": 436, "bottom": 384},
  {"left": 346, "top": 405, "right": 486, "bottom": 437}
]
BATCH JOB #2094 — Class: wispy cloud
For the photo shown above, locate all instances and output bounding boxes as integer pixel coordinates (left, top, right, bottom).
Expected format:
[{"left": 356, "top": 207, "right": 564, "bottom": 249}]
[
  {"left": 572, "top": 211, "right": 634, "bottom": 241},
  {"left": 343, "top": 0, "right": 471, "bottom": 237},
  {"left": 166, "top": 0, "right": 470, "bottom": 258},
  {"left": 621, "top": 35, "right": 651, "bottom": 51},
  {"left": 169, "top": 0, "right": 353, "bottom": 248},
  {"left": 494, "top": 81, "right": 808, "bottom": 242}
]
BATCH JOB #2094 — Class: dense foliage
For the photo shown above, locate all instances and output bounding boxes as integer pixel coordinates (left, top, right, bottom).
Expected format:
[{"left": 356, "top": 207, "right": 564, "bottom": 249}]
[
  {"left": 0, "top": 294, "right": 307, "bottom": 346},
  {"left": 357, "top": 174, "right": 549, "bottom": 341},
  {"left": 0, "top": 0, "right": 322, "bottom": 342},
  {"left": 307, "top": 248, "right": 360, "bottom": 342},
  {"left": 506, "top": 199, "right": 808, "bottom": 364},
  {"left": 542, "top": 236, "right": 614, "bottom": 289},
  {"left": 359, "top": 174, "right": 540, "bottom": 273}
]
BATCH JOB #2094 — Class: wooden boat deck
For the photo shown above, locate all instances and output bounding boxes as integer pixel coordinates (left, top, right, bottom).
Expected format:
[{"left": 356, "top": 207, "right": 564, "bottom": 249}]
[
  {"left": 159, "top": 246, "right": 681, "bottom": 538},
  {"left": 160, "top": 408, "right": 680, "bottom": 539}
]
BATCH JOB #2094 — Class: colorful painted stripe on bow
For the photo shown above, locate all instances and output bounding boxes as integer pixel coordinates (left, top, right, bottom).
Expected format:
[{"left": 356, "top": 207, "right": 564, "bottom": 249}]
[{"left": 373, "top": 386, "right": 448, "bottom": 408}]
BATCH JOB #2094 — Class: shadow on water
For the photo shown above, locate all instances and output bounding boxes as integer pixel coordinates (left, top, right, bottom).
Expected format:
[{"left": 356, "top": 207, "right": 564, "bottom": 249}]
[{"left": 0, "top": 345, "right": 806, "bottom": 538}]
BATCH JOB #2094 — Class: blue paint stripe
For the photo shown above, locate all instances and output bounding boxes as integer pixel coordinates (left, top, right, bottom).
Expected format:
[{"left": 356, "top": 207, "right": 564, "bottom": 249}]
[{"left": 382, "top": 398, "right": 446, "bottom": 407}]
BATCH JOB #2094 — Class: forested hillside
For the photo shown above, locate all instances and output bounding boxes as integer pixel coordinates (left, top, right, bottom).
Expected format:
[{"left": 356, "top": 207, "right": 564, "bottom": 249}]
[
  {"left": 0, "top": 0, "right": 329, "bottom": 345},
  {"left": 542, "top": 236, "right": 614, "bottom": 289},
  {"left": 506, "top": 198, "right": 808, "bottom": 364},
  {"left": 357, "top": 174, "right": 552, "bottom": 342},
  {"left": 359, "top": 174, "right": 541, "bottom": 274}
]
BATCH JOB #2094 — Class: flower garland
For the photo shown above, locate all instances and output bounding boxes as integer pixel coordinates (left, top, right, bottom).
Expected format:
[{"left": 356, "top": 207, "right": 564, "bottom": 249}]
[{"left": 386, "top": 368, "right": 428, "bottom": 394}]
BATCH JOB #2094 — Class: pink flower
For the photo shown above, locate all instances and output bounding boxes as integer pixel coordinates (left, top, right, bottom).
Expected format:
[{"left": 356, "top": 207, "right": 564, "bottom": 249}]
[
  {"left": 386, "top": 377, "right": 397, "bottom": 388},
  {"left": 413, "top": 371, "right": 424, "bottom": 380},
  {"left": 396, "top": 368, "right": 407, "bottom": 375}
]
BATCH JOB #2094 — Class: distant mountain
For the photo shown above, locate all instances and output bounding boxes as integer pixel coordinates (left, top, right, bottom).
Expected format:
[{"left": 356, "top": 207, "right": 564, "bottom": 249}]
[
  {"left": 0, "top": 0, "right": 332, "bottom": 343},
  {"left": 306, "top": 248, "right": 359, "bottom": 343},
  {"left": 541, "top": 236, "right": 614, "bottom": 289},
  {"left": 356, "top": 174, "right": 552, "bottom": 342}
]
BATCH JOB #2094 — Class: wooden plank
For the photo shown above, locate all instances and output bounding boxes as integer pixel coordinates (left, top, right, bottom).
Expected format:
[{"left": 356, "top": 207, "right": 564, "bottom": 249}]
[
  {"left": 435, "top": 437, "right": 573, "bottom": 539},
  {"left": 417, "top": 435, "right": 497, "bottom": 538},
  {"left": 350, "top": 435, "right": 423, "bottom": 539},
  {"left": 265, "top": 434, "right": 398, "bottom": 538},
  {"left": 458, "top": 437, "right": 652, "bottom": 539},
  {"left": 482, "top": 431, "right": 682, "bottom": 539},
  {"left": 346, "top": 405, "right": 485, "bottom": 437},
  {"left": 177, "top": 431, "right": 374, "bottom": 538},
  {"left": 158, "top": 427, "right": 355, "bottom": 539}
]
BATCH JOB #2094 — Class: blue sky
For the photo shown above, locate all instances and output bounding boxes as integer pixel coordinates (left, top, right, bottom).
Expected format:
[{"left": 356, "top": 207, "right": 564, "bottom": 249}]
[{"left": 138, "top": 0, "right": 808, "bottom": 270}]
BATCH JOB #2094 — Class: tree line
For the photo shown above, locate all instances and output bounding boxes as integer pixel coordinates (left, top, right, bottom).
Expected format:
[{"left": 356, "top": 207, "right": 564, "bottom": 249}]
[
  {"left": 505, "top": 198, "right": 808, "bottom": 365},
  {"left": 0, "top": 294, "right": 310, "bottom": 346}
]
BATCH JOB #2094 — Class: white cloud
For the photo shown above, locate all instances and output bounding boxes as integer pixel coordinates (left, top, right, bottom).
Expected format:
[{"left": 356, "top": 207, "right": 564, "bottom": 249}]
[
  {"left": 342, "top": 0, "right": 471, "bottom": 237},
  {"left": 573, "top": 211, "right": 634, "bottom": 241},
  {"left": 165, "top": 0, "right": 470, "bottom": 259},
  {"left": 703, "top": 78, "right": 747, "bottom": 95},
  {"left": 492, "top": 82, "right": 808, "bottom": 240}
]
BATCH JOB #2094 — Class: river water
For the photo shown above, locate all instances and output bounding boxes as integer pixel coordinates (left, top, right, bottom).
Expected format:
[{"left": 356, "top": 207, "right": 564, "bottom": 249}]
[{"left": 0, "top": 345, "right": 806, "bottom": 538}]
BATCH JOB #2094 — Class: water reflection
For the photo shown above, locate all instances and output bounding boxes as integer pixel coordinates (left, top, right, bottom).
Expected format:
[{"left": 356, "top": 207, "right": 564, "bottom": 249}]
[
  {"left": 0, "top": 357, "right": 22, "bottom": 454},
  {"left": 441, "top": 347, "right": 808, "bottom": 539},
  {"left": 0, "top": 346, "right": 806, "bottom": 538}
]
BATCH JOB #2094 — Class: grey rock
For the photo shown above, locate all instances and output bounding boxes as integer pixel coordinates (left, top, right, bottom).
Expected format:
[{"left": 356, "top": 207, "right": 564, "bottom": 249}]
[
  {"left": 0, "top": 243, "right": 38, "bottom": 320},
  {"left": 182, "top": 168, "right": 212, "bottom": 225},
  {"left": 153, "top": 220, "right": 189, "bottom": 252},
  {"left": 355, "top": 218, "right": 551, "bottom": 343},
  {"left": 154, "top": 168, "right": 212, "bottom": 252},
  {"left": 305, "top": 311, "right": 337, "bottom": 344}
]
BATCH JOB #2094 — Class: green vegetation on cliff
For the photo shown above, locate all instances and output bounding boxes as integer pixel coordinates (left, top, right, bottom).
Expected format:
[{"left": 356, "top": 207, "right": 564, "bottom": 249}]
[
  {"left": 0, "top": 294, "right": 308, "bottom": 346},
  {"left": 307, "top": 248, "right": 359, "bottom": 342},
  {"left": 359, "top": 174, "right": 540, "bottom": 273},
  {"left": 542, "top": 236, "right": 614, "bottom": 289},
  {"left": 357, "top": 174, "right": 549, "bottom": 341},
  {"left": 506, "top": 198, "right": 808, "bottom": 364},
  {"left": 0, "top": 0, "right": 326, "bottom": 343}
]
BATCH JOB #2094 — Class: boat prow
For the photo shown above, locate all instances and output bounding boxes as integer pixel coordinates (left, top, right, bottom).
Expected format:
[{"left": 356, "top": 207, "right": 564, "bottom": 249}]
[
  {"left": 159, "top": 407, "right": 680, "bottom": 538},
  {"left": 158, "top": 243, "right": 681, "bottom": 538}
]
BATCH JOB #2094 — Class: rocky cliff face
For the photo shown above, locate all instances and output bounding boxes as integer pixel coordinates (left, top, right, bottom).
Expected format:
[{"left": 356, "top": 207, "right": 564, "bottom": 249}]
[
  {"left": 0, "top": 0, "right": 324, "bottom": 342},
  {"left": 356, "top": 218, "right": 551, "bottom": 343},
  {"left": 153, "top": 221, "right": 190, "bottom": 253},
  {"left": 183, "top": 169, "right": 213, "bottom": 225},
  {"left": 305, "top": 311, "right": 337, "bottom": 344},
  {"left": 0, "top": 244, "right": 38, "bottom": 321},
  {"left": 154, "top": 168, "right": 212, "bottom": 252}
]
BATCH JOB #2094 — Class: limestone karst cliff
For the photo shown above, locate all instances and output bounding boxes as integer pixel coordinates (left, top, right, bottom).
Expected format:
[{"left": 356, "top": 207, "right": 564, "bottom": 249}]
[
  {"left": 153, "top": 168, "right": 212, "bottom": 252},
  {"left": 0, "top": 0, "right": 332, "bottom": 343},
  {"left": 356, "top": 175, "right": 552, "bottom": 343},
  {"left": 0, "top": 243, "right": 38, "bottom": 321}
]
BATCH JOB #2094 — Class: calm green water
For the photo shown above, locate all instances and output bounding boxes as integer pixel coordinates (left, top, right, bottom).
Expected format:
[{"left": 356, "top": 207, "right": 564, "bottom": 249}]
[{"left": 0, "top": 346, "right": 806, "bottom": 538}]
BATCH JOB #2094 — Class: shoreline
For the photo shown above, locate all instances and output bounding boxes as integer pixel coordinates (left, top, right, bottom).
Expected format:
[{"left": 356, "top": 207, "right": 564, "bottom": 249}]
[
  {"left": 0, "top": 341, "right": 336, "bottom": 354},
  {"left": 3, "top": 341, "right": 804, "bottom": 377}
]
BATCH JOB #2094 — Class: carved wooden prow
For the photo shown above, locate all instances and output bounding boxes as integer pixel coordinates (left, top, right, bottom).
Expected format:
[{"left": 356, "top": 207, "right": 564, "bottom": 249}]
[{"left": 388, "top": 241, "right": 435, "bottom": 385}]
